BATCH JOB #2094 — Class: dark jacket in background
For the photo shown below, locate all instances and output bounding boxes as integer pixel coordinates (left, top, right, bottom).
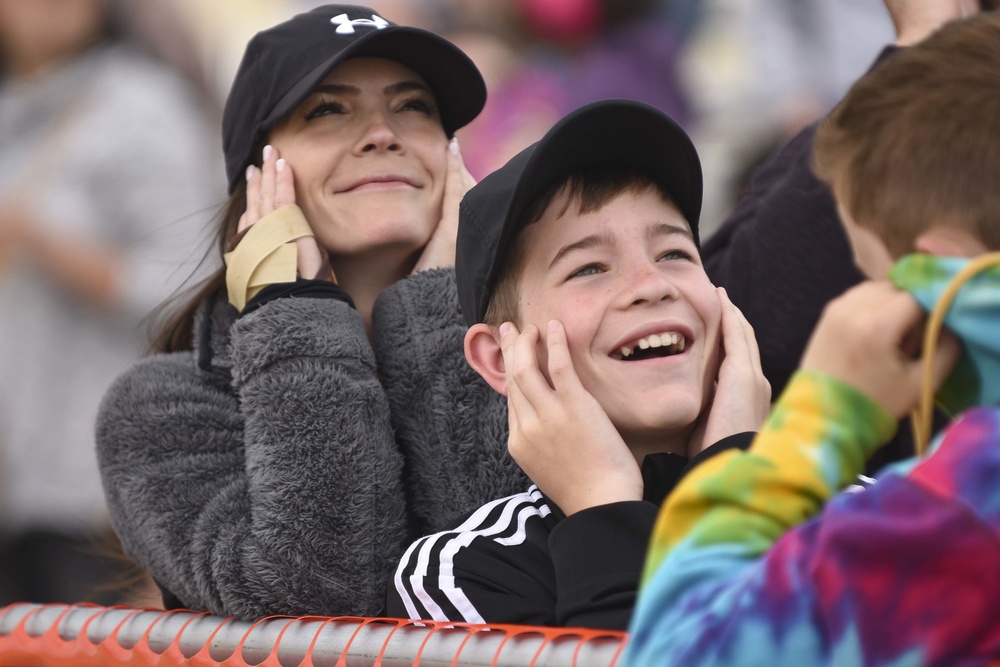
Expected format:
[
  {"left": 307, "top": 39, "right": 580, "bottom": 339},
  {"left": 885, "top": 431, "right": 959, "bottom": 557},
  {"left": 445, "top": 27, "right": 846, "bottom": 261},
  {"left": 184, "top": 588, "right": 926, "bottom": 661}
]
[{"left": 701, "top": 64, "right": 934, "bottom": 472}]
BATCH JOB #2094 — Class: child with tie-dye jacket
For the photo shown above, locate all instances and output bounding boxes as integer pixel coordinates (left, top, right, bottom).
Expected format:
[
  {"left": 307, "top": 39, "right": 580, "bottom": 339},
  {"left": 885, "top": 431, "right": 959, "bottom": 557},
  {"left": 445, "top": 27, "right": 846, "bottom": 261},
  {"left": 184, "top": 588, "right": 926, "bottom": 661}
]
[{"left": 626, "top": 11, "right": 1000, "bottom": 667}]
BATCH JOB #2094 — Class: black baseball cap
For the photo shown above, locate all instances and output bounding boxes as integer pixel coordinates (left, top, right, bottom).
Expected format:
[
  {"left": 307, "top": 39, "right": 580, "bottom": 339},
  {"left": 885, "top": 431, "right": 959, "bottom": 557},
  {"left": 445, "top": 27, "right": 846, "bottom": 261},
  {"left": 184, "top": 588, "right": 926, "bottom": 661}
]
[
  {"left": 222, "top": 4, "right": 487, "bottom": 193},
  {"left": 456, "top": 99, "right": 703, "bottom": 327}
]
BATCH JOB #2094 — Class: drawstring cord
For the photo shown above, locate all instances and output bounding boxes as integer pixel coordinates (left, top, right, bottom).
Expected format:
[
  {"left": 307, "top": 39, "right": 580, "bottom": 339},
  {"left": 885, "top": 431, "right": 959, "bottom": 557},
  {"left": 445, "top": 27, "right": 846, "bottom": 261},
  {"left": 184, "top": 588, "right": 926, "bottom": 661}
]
[{"left": 911, "top": 251, "right": 1000, "bottom": 455}]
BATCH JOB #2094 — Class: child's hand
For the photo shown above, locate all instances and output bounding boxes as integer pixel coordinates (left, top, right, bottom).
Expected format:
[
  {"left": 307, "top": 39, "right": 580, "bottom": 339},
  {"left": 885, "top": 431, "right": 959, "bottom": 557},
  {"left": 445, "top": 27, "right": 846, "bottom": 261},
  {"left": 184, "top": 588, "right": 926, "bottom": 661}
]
[
  {"left": 412, "top": 138, "right": 476, "bottom": 274},
  {"left": 800, "top": 280, "right": 961, "bottom": 418},
  {"left": 240, "top": 145, "right": 332, "bottom": 281},
  {"left": 689, "top": 288, "right": 771, "bottom": 457},
  {"left": 499, "top": 320, "right": 643, "bottom": 515}
]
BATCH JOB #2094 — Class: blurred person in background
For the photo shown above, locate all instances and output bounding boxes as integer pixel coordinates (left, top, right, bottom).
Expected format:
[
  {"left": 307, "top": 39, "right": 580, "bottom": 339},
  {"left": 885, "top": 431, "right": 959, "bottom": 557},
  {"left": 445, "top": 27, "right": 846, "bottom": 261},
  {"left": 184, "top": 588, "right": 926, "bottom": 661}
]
[
  {"left": 720, "top": 0, "right": 895, "bottom": 196},
  {"left": 0, "top": 0, "right": 222, "bottom": 605},
  {"left": 746, "top": 0, "right": 894, "bottom": 140},
  {"left": 518, "top": 0, "right": 690, "bottom": 122},
  {"left": 385, "top": 0, "right": 559, "bottom": 179},
  {"left": 677, "top": 0, "right": 893, "bottom": 236},
  {"left": 439, "top": 0, "right": 691, "bottom": 179}
]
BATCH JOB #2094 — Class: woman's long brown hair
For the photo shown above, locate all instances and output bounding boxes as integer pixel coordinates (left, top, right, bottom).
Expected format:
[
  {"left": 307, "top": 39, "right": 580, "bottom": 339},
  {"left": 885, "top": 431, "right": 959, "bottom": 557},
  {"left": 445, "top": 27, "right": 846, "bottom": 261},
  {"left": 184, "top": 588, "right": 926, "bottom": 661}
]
[{"left": 146, "top": 181, "right": 247, "bottom": 354}]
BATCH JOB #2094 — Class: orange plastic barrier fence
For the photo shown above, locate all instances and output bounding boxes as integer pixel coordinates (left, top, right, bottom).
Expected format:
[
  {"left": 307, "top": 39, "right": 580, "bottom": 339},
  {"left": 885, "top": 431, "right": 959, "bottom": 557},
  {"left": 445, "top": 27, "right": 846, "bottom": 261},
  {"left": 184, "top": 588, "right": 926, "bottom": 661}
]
[{"left": 0, "top": 603, "right": 628, "bottom": 667}]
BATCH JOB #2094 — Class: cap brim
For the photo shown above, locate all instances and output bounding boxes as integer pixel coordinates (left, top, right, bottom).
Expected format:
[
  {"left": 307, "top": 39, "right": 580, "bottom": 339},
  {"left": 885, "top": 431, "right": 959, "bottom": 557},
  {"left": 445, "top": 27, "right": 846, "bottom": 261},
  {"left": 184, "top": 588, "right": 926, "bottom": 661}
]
[{"left": 260, "top": 26, "right": 486, "bottom": 138}]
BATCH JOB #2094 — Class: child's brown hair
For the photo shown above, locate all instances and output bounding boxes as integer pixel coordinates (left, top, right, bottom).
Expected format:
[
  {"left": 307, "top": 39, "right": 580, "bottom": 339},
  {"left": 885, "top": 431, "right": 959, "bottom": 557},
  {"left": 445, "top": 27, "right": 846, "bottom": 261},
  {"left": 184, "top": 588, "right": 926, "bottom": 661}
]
[{"left": 813, "top": 12, "right": 1000, "bottom": 256}]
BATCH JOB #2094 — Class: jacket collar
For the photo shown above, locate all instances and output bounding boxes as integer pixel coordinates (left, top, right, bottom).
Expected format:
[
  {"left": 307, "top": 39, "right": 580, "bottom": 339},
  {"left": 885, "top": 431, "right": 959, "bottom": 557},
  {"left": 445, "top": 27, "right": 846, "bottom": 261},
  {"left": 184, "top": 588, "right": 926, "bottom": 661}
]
[{"left": 194, "top": 290, "right": 237, "bottom": 373}]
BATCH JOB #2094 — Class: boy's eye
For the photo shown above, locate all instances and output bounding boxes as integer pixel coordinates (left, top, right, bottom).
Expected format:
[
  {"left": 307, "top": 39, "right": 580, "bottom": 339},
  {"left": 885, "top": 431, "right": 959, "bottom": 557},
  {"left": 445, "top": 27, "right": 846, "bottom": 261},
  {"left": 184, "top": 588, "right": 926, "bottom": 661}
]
[
  {"left": 659, "top": 249, "right": 694, "bottom": 262},
  {"left": 569, "top": 264, "right": 604, "bottom": 279}
]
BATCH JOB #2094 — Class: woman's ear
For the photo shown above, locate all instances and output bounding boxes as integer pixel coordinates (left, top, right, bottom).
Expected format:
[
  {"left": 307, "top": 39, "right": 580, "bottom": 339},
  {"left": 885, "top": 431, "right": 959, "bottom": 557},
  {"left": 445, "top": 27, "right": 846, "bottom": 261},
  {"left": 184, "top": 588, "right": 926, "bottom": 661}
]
[{"left": 464, "top": 323, "right": 508, "bottom": 396}]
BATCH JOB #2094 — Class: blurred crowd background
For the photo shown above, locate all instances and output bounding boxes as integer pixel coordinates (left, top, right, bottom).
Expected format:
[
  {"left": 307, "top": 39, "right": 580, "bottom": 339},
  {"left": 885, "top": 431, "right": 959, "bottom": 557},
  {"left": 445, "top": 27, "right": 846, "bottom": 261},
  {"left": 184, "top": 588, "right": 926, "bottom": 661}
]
[{"left": 0, "top": 0, "right": 894, "bottom": 609}]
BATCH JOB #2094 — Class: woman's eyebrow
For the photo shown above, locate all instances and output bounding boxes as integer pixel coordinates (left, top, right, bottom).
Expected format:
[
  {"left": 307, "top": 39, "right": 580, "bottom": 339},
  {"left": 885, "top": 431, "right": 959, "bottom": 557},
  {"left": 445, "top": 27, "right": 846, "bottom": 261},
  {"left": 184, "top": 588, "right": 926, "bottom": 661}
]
[
  {"left": 384, "top": 81, "right": 432, "bottom": 96},
  {"left": 307, "top": 81, "right": 431, "bottom": 97},
  {"left": 309, "top": 83, "right": 361, "bottom": 97},
  {"left": 310, "top": 83, "right": 359, "bottom": 96}
]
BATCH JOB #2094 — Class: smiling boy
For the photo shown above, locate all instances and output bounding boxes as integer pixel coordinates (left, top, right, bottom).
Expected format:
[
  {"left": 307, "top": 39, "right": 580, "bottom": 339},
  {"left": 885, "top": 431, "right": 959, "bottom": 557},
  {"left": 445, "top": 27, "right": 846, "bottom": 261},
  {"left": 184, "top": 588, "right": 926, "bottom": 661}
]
[{"left": 386, "top": 100, "right": 770, "bottom": 630}]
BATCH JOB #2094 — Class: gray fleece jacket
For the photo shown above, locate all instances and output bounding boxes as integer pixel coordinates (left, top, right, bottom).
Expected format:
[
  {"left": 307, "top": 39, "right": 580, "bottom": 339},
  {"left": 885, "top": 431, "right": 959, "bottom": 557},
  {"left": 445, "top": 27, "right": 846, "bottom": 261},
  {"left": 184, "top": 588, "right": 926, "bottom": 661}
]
[{"left": 95, "top": 268, "right": 527, "bottom": 620}]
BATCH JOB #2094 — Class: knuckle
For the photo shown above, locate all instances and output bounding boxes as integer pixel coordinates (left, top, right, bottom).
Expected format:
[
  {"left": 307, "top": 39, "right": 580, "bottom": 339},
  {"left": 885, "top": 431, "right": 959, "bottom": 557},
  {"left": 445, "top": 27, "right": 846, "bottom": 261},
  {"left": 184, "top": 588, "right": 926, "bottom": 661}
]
[
  {"left": 499, "top": 338, "right": 514, "bottom": 356},
  {"left": 510, "top": 423, "right": 538, "bottom": 450},
  {"left": 508, "top": 438, "right": 525, "bottom": 460},
  {"left": 520, "top": 423, "right": 539, "bottom": 443},
  {"left": 548, "top": 356, "right": 570, "bottom": 376},
  {"left": 511, "top": 364, "right": 532, "bottom": 384}
]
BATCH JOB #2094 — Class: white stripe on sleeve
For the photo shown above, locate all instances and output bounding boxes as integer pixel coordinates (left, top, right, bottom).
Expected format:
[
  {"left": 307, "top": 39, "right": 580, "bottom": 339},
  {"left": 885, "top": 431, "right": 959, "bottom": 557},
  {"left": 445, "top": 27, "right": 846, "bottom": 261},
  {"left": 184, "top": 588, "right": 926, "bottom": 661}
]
[{"left": 392, "top": 486, "right": 549, "bottom": 623}]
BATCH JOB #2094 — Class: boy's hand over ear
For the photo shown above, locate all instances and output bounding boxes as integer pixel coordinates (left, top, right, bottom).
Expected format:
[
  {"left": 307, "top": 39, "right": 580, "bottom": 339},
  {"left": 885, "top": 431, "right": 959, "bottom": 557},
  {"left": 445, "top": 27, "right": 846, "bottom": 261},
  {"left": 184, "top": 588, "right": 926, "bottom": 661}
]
[
  {"left": 499, "top": 320, "right": 643, "bottom": 515},
  {"left": 800, "top": 281, "right": 961, "bottom": 418},
  {"left": 689, "top": 288, "right": 771, "bottom": 456}
]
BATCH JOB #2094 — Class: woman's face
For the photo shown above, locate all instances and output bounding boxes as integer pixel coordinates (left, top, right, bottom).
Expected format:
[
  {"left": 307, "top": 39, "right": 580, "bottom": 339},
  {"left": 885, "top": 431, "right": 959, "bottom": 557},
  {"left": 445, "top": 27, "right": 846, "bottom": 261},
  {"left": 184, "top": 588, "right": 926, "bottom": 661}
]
[{"left": 267, "top": 57, "right": 449, "bottom": 261}]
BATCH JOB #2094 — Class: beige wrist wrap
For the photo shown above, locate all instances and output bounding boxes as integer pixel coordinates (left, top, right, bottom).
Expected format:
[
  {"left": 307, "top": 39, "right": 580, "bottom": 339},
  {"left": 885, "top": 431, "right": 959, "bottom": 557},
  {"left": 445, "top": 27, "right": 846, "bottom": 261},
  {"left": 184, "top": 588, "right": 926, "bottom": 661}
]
[{"left": 223, "top": 204, "right": 314, "bottom": 312}]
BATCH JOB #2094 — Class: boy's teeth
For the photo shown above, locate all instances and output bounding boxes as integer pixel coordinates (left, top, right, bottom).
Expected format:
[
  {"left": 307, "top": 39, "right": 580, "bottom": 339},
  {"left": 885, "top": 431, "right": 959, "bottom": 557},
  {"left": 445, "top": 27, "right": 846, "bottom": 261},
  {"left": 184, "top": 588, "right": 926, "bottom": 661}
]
[{"left": 618, "top": 332, "right": 686, "bottom": 359}]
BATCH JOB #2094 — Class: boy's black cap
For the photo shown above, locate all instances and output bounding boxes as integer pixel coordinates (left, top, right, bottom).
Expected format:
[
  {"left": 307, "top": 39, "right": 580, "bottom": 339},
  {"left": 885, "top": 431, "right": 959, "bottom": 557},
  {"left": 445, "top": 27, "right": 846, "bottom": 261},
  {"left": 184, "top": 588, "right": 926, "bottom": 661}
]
[
  {"left": 222, "top": 4, "right": 487, "bottom": 193},
  {"left": 456, "top": 99, "right": 703, "bottom": 327}
]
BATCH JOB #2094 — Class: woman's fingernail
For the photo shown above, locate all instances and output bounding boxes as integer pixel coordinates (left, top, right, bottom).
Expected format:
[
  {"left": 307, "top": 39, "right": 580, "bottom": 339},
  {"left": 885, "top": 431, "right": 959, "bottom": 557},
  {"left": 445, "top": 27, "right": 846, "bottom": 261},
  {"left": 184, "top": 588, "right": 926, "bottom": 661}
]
[
  {"left": 449, "top": 137, "right": 460, "bottom": 156},
  {"left": 263, "top": 144, "right": 273, "bottom": 161},
  {"left": 276, "top": 158, "right": 286, "bottom": 172},
  {"left": 246, "top": 165, "right": 255, "bottom": 181},
  {"left": 548, "top": 320, "right": 558, "bottom": 333},
  {"left": 499, "top": 322, "right": 512, "bottom": 338}
]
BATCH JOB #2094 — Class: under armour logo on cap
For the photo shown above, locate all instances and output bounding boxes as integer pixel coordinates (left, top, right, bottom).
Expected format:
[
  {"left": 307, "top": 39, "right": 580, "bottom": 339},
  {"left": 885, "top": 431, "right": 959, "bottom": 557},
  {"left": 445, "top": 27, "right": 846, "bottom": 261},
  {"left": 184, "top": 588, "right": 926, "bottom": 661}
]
[{"left": 330, "top": 13, "right": 389, "bottom": 34}]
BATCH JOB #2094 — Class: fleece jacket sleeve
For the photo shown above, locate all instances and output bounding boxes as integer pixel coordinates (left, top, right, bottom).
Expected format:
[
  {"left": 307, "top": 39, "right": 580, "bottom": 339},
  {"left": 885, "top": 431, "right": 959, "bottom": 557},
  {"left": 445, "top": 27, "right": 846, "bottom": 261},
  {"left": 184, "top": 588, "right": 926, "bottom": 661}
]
[
  {"left": 372, "top": 268, "right": 528, "bottom": 536},
  {"left": 96, "top": 297, "right": 407, "bottom": 620}
]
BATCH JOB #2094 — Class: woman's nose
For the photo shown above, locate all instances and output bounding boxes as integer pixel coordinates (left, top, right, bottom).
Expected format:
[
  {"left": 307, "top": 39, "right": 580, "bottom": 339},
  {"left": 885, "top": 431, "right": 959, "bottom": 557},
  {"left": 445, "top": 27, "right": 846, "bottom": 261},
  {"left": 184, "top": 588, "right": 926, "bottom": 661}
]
[{"left": 355, "top": 113, "right": 403, "bottom": 154}]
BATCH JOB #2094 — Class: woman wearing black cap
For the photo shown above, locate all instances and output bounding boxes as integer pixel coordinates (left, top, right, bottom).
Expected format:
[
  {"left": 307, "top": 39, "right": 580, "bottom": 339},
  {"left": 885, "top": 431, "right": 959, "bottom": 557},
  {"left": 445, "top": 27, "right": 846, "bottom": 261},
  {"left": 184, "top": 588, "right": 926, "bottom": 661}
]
[{"left": 95, "top": 5, "right": 525, "bottom": 620}]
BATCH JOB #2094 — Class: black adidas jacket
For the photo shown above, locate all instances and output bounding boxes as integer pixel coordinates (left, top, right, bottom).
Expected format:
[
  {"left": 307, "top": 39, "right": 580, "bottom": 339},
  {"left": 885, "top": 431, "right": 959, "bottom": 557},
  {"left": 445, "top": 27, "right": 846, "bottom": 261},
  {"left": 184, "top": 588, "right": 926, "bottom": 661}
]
[{"left": 387, "top": 433, "right": 755, "bottom": 630}]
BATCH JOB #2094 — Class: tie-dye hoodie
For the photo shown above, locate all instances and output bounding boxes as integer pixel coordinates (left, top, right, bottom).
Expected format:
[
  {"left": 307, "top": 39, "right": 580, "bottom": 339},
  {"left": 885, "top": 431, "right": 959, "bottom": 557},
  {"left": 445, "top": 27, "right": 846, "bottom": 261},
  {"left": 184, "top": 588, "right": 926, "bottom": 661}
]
[{"left": 625, "top": 254, "right": 1000, "bottom": 667}]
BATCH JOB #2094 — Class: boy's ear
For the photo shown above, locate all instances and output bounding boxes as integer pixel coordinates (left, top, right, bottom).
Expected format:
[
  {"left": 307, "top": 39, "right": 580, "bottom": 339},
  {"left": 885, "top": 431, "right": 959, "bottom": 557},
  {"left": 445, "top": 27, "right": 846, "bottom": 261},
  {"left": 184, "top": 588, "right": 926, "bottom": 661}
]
[
  {"left": 464, "top": 323, "right": 509, "bottom": 396},
  {"left": 915, "top": 225, "right": 989, "bottom": 258}
]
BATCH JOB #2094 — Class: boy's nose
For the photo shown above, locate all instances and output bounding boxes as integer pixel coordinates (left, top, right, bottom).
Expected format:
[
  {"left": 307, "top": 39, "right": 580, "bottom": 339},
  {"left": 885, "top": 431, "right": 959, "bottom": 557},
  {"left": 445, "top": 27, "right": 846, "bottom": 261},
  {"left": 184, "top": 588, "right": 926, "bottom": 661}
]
[{"left": 623, "top": 262, "right": 679, "bottom": 307}]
